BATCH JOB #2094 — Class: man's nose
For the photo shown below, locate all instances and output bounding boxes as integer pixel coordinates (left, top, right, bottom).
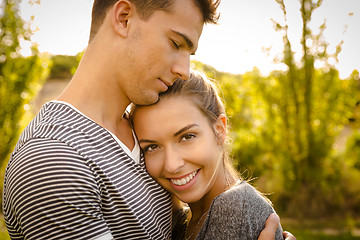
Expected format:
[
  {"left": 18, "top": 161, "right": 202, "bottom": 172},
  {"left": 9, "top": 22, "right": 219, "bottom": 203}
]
[{"left": 171, "top": 54, "right": 190, "bottom": 81}]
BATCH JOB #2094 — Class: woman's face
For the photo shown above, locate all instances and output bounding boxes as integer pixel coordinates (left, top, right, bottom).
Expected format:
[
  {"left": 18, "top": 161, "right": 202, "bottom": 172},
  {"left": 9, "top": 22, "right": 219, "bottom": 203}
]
[{"left": 132, "top": 96, "right": 227, "bottom": 203}]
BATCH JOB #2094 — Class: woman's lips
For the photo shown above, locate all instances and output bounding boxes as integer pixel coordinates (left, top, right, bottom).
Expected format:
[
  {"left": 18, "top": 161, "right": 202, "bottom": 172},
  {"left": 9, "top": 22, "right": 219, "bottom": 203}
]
[
  {"left": 169, "top": 169, "right": 200, "bottom": 191},
  {"left": 170, "top": 170, "right": 198, "bottom": 186}
]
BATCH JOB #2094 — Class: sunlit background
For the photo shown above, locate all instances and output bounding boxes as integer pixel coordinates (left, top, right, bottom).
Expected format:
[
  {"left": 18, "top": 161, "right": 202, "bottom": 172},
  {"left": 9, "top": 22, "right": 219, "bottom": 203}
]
[
  {"left": 19, "top": 0, "right": 360, "bottom": 78},
  {"left": 1, "top": 1, "right": 360, "bottom": 239}
]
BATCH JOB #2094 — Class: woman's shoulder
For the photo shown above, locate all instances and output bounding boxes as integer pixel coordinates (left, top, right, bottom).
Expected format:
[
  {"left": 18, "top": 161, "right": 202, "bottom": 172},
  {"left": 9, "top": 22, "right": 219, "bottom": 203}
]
[
  {"left": 196, "top": 181, "right": 281, "bottom": 239},
  {"left": 208, "top": 181, "right": 276, "bottom": 226},
  {"left": 213, "top": 181, "right": 272, "bottom": 208}
]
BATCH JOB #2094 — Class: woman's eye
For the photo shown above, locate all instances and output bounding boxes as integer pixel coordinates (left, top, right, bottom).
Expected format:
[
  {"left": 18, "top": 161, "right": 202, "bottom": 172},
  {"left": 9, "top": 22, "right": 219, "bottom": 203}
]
[
  {"left": 143, "top": 144, "right": 159, "bottom": 153},
  {"left": 171, "top": 40, "right": 180, "bottom": 49},
  {"left": 180, "top": 133, "right": 196, "bottom": 142}
]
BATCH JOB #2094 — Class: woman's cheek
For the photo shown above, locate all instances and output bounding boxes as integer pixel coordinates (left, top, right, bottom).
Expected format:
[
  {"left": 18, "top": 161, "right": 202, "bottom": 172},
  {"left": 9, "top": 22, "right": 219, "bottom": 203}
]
[{"left": 146, "top": 157, "right": 161, "bottom": 177}]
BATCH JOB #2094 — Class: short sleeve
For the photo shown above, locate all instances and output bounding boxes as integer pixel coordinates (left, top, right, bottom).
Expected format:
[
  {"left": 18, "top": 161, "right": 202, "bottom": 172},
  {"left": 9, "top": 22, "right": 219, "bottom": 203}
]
[
  {"left": 197, "top": 182, "right": 283, "bottom": 240},
  {"left": 3, "top": 138, "right": 111, "bottom": 240}
]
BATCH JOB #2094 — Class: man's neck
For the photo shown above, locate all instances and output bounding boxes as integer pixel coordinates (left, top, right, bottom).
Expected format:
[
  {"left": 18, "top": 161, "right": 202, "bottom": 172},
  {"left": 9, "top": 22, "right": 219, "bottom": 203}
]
[{"left": 57, "top": 51, "right": 134, "bottom": 149}]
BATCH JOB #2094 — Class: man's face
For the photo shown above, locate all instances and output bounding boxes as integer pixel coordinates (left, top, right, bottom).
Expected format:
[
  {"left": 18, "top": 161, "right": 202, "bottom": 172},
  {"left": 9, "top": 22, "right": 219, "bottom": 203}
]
[{"left": 120, "top": 0, "right": 204, "bottom": 105}]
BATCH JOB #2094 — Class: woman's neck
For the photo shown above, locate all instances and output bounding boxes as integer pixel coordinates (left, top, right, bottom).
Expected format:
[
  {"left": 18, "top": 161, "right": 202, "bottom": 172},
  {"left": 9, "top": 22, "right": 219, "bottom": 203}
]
[
  {"left": 188, "top": 169, "right": 237, "bottom": 218},
  {"left": 185, "top": 169, "right": 238, "bottom": 239}
]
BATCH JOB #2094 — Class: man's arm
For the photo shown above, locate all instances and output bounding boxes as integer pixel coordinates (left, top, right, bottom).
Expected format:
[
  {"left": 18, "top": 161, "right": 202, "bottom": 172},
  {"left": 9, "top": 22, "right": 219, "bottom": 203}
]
[
  {"left": 3, "top": 138, "right": 111, "bottom": 239},
  {"left": 259, "top": 213, "right": 296, "bottom": 240}
]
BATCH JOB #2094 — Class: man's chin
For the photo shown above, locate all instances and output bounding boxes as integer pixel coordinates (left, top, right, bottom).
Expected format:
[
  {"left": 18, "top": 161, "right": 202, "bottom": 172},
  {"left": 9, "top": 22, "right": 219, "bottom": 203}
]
[{"left": 133, "top": 95, "right": 159, "bottom": 106}]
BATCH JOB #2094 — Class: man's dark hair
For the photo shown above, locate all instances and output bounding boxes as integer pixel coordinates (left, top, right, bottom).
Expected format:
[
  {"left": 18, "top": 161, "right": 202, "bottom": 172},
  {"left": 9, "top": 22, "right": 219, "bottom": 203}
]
[{"left": 89, "top": 0, "right": 220, "bottom": 42}]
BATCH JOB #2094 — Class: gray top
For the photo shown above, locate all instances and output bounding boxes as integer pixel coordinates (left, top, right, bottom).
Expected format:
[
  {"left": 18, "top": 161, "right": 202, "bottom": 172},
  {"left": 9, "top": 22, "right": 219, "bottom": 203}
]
[{"left": 196, "top": 181, "right": 283, "bottom": 240}]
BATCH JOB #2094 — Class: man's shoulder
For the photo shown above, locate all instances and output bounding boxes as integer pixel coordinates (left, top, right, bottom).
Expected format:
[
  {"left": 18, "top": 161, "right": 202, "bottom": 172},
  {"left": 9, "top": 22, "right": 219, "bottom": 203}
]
[
  {"left": 15, "top": 102, "right": 78, "bottom": 143},
  {"left": 7, "top": 138, "right": 87, "bottom": 180},
  {"left": 13, "top": 101, "right": 107, "bottom": 155},
  {"left": 32, "top": 101, "right": 90, "bottom": 133}
]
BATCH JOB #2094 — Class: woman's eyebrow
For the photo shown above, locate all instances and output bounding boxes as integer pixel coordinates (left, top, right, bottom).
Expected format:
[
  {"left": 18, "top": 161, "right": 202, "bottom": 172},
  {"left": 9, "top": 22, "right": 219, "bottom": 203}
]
[
  {"left": 138, "top": 124, "right": 199, "bottom": 144},
  {"left": 174, "top": 124, "right": 199, "bottom": 137},
  {"left": 139, "top": 139, "right": 156, "bottom": 144}
]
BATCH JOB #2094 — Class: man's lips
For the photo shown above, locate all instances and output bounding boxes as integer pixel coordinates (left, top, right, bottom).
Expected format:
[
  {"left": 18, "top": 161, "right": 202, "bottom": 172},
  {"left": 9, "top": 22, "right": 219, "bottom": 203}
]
[{"left": 160, "top": 79, "right": 173, "bottom": 87}]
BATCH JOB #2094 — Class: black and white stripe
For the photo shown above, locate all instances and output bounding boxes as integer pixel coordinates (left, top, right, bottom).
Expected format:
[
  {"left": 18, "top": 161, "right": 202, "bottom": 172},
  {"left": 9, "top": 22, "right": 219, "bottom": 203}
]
[{"left": 3, "top": 102, "right": 172, "bottom": 240}]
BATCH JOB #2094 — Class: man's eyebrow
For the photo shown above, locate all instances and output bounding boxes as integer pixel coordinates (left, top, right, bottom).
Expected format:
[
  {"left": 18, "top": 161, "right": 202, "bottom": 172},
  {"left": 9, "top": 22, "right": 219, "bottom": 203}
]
[
  {"left": 171, "top": 30, "right": 194, "bottom": 50},
  {"left": 174, "top": 124, "right": 199, "bottom": 137}
]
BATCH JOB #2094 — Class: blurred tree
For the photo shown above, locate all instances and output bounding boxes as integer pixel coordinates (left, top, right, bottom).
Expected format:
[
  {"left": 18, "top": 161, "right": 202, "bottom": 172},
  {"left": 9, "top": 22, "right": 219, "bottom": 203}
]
[
  {"left": 49, "top": 54, "right": 78, "bottom": 79},
  {"left": 246, "top": 0, "right": 358, "bottom": 217},
  {"left": 194, "top": 0, "right": 359, "bottom": 218},
  {"left": 0, "top": 0, "right": 49, "bottom": 177}
]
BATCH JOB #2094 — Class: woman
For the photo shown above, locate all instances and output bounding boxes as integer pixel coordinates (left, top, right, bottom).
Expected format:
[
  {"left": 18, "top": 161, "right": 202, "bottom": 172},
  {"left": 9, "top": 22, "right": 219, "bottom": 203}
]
[{"left": 130, "top": 71, "right": 293, "bottom": 240}]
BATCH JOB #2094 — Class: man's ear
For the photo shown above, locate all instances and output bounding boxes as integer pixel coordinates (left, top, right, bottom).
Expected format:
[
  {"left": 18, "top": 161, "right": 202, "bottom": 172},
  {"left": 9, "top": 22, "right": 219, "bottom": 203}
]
[
  {"left": 111, "top": 0, "right": 135, "bottom": 38},
  {"left": 214, "top": 114, "right": 227, "bottom": 145}
]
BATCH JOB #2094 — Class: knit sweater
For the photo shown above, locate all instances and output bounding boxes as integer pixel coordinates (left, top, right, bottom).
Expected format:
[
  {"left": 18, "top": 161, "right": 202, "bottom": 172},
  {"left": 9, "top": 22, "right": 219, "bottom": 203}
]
[{"left": 196, "top": 181, "right": 283, "bottom": 240}]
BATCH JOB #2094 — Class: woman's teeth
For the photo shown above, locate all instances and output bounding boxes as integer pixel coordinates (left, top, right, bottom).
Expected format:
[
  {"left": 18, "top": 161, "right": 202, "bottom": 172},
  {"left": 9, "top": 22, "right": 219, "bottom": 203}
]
[{"left": 170, "top": 170, "right": 198, "bottom": 186}]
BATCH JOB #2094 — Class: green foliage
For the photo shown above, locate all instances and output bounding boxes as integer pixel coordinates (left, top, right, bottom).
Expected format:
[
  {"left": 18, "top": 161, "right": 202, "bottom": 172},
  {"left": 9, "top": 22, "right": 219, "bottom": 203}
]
[
  {"left": 0, "top": 0, "right": 49, "bottom": 175},
  {"left": 192, "top": 0, "right": 360, "bottom": 218},
  {"left": 345, "top": 130, "right": 360, "bottom": 170},
  {"left": 49, "top": 54, "right": 78, "bottom": 79},
  {"left": 261, "top": 0, "right": 359, "bottom": 217}
]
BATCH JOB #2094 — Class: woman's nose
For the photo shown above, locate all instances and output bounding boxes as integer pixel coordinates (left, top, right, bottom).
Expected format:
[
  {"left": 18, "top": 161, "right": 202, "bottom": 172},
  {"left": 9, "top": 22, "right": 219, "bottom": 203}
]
[{"left": 163, "top": 147, "right": 185, "bottom": 173}]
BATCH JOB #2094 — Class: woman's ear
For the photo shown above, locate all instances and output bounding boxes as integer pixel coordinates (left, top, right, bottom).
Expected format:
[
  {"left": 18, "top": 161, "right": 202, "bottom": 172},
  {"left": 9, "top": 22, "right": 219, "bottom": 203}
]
[
  {"left": 214, "top": 114, "right": 227, "bottom": 145},
  {"left": 111, "top": 0, "right": 135, "bottom": 38}
]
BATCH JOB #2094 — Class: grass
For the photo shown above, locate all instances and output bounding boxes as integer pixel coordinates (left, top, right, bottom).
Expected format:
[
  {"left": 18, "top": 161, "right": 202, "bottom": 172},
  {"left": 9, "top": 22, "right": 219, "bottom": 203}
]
[
  {"left": 0, "top": 215, "right": 359, "bottom": 240},
  {"left": 281, "top": 217, "right": 360, "bottom": 240},
  {"left": 285, "top": 230, "right": 360, "bottom": 240},
  {"left": 1, "top": 228, "right": 358, "bottom": 240}
]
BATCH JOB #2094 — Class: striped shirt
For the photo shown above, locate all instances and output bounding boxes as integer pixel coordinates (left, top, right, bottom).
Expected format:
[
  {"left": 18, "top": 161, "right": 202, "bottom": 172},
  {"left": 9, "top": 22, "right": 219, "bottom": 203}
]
[{"left": 3, "top": 101, "right": 172, "bottom": 240}]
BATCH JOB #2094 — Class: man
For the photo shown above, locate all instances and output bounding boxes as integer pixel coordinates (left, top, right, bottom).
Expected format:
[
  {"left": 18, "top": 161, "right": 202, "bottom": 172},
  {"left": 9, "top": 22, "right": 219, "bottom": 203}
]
[{"left": 3, "top": 0, "right": 295, "bottom": 239}]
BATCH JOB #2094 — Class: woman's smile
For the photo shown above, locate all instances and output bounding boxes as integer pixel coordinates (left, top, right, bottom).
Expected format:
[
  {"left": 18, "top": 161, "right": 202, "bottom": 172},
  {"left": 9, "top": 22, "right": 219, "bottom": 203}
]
[
  {"left": 133, "top": 95, "right": 227, "bottom": 203},
  {"left": 169, "top": 169, "right": 200, "bottom": 190}
]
